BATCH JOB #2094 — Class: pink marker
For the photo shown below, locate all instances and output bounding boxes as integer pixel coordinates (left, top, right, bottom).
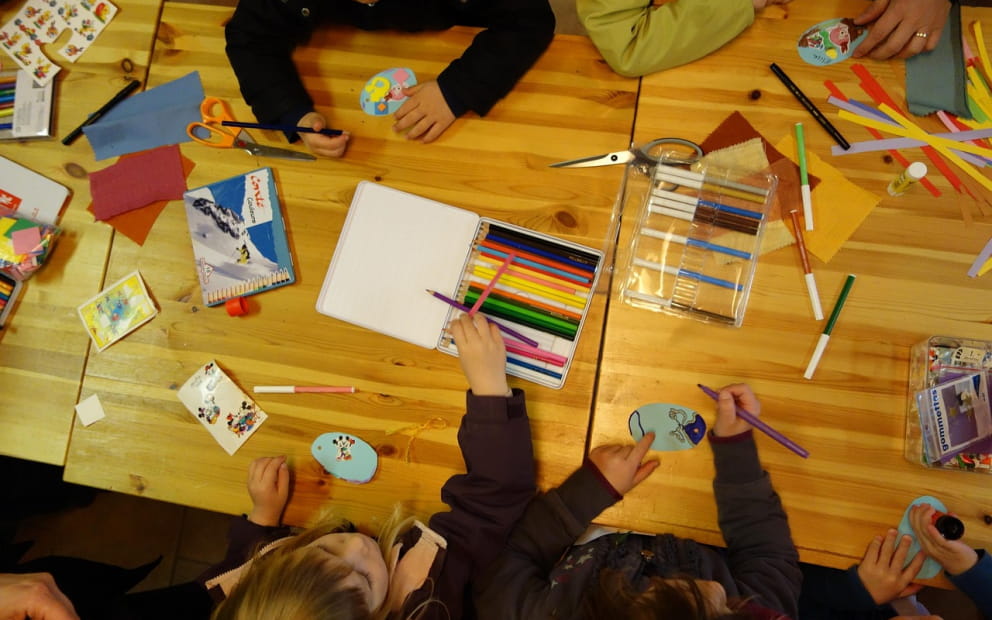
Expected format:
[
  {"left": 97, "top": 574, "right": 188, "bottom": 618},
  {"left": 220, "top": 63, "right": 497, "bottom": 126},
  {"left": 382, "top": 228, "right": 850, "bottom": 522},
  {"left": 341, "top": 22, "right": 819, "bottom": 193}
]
[{"left": 253, "top": 386, "right": 356, "bottom": 394}]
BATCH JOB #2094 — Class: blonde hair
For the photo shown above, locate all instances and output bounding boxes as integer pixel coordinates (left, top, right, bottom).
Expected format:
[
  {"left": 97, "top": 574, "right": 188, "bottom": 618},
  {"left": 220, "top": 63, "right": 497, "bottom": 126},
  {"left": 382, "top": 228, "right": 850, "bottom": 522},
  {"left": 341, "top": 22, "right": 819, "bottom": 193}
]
[{"left": 212, "top": 506, "right": 418, "bottom": 620}]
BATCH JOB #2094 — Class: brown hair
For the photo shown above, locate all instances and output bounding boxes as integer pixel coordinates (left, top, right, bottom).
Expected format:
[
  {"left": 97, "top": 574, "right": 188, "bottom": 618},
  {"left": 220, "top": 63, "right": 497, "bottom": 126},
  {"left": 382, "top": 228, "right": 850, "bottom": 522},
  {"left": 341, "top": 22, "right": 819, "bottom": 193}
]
[
  {"left": 212, "top": 507, "right": 419, "bottom": 620},
  {"left": 582, "top": 569, "right": 759, "bottom": 620}
]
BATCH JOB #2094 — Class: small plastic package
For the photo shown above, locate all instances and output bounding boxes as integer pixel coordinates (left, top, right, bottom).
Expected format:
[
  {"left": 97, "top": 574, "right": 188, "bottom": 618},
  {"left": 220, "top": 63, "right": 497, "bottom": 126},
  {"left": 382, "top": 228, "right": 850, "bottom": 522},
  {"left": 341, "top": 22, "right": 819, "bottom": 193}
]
[
  {"left": 0, "top": 212, "right": 60, "bottom": 281},
  {"left": 619, "top": 161, "right": 777, "bottom": 327},
  {"left": 905, "top": 336, "right": 992, "bottom": 473}
]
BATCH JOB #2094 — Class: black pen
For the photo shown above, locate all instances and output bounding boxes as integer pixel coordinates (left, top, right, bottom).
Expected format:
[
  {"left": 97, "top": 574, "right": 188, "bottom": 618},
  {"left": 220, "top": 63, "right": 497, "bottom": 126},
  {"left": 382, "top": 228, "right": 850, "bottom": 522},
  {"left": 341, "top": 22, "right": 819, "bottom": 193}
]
[
  {"left": 61, "top": 78, "right": 142, "bottom": 146},
  {"left": 769, "top": 63, "right": 850, "bottom": 150}
]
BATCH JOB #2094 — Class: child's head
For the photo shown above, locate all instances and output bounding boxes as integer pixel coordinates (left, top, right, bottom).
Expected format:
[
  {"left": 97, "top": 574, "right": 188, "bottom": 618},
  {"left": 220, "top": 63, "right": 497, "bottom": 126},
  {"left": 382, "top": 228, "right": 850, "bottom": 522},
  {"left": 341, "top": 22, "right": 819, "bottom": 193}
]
[
  {"left": 213, "top": 511, "right": 414, "bottom": 620},
  {"left": 583, "top": 570, "right": 765, "bottom": 620}
]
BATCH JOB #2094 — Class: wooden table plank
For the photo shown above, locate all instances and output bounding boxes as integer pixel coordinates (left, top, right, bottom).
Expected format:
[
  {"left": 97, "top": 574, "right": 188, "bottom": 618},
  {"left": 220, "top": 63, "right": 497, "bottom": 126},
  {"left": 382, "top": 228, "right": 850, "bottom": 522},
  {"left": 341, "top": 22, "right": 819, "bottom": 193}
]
[
  {"left": 590, "top": 0, "right": 992, "bottom": 570},
  {"left": 0, "top": 0, "right": 164, "bottom": 465},
  {"left": 63, "top": 2, "right": 638, "bottom": 527}
]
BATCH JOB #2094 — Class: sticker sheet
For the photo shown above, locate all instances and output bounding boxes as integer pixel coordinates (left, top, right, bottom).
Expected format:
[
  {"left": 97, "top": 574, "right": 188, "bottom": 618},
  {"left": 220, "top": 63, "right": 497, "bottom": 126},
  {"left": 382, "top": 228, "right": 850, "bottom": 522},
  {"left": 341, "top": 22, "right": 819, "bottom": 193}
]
[
  {"left": 360, "top": 67, "right": 416, "bottom": 116},
  {"left": 0, "top": 0, "right": 118, "bottom": 86},
  {"left": 797, "top": 18, "right": 868, "bottom": 66},
  {"left": 178, "top": 360, "right": 267, "bottom": 455},
  {"left": 76, "top": 270, "right": 157, "bottom": 351}
]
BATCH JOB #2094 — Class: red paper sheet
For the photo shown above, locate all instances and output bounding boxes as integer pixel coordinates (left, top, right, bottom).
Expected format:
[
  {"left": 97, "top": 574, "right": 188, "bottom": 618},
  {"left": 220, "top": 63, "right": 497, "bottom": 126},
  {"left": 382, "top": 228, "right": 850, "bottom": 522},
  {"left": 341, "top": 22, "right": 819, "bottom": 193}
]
[{"left": 90, "top": 145, "right": 187, "bottom": 221}]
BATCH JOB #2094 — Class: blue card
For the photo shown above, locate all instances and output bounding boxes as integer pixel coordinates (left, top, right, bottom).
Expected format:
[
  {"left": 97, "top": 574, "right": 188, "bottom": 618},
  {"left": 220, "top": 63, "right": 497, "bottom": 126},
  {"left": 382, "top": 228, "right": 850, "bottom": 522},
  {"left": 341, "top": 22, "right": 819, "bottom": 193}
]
[{"left": 629, "top": 403, "right": 707, "bottom": 451}]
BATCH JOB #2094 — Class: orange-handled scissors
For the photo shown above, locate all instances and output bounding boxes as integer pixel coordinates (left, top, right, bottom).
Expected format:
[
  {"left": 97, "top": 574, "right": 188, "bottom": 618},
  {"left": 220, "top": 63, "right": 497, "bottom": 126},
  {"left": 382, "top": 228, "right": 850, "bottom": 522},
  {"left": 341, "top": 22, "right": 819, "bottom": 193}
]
[{"left": 186, "top": 97, "right": 316, "bottom": 161}]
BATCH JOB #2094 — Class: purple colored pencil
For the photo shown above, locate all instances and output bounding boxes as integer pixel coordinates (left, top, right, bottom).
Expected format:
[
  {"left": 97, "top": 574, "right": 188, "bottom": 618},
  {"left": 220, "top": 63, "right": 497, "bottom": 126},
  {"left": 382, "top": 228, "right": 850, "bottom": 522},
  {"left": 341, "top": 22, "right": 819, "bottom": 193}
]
[
  {"left": 427, "top": 289, "right": 540, "bottom": 347},
  {"left": 697, "top": 384, "right": 809, "bottom": 458}
]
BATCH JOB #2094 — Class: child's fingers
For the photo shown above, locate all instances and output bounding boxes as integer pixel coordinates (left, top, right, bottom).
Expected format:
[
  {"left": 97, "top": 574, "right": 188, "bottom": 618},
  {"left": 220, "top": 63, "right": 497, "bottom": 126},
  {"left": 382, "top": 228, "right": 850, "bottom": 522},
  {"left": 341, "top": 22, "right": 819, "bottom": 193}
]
[
  {"left": 891, "top": 533, "right": 914, "bottom": 567},
  {"left": 629, "top": 432, "right": 656, "bottom": 462},
  {"left": 631, "top": 460, "right": 660, "bottom": 486},
  {"left": 879, "top": 529, "right": 899, "bottom": 564},
  {"left": 862, "top": 534, "right": 884, "bottom": 565},
  {"left": 901, "top": 549, "right": 926, "bottom": 581}
]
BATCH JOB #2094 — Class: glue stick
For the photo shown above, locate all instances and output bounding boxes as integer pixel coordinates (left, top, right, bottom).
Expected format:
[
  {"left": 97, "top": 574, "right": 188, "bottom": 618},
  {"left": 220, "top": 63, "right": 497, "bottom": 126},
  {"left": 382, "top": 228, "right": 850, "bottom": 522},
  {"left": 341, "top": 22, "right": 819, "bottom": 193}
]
[{"left": 887, "top": 162, "right": 928, "bottom": 196}]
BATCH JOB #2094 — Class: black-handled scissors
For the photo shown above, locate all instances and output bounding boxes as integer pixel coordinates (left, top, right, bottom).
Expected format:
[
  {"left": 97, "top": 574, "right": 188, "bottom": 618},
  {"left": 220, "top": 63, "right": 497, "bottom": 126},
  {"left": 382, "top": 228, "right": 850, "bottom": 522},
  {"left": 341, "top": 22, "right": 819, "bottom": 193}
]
[{"left": 549, "top": 138, "right": 703, "bottom": 171}]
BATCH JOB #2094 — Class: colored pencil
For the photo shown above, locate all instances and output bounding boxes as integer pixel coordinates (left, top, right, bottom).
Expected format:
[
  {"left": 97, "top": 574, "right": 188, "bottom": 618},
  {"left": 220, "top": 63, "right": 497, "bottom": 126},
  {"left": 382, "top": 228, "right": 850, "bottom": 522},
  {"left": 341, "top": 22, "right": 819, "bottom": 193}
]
[
  {"left": 506, "top": 356, "right": 563, "bottom": 379},
  {"left": 795, "top": 122, "right": 813, "bottom": 230},
  {"left": 0, "top": 123, "right": 11, "bottom": 131},
  {"left": 640, "top": 227, "right": 752, "bottom": 260},
  {"left": 485, "top": 223, "right": 600, "bottom": 267},
  {"left": 427, "top": 289, "right": 539, "bottom": 347},
  {"left": 697, "top": 384, "right": 810, "bottom": 458},
  {"left": 0, "top": 89, "right": 15, "bottom": 97},
  {"left": 770, "top": 62, "right": 850, "bottom": 150},
  {"left": 472, "top": 265, "right": 587, "bottom": 306},
  {"left": 466, "top": 284, "right": 582, "bottom": 321},
  {"left": 253, "top": 386, "right": 356, "bottom": 393},
  {"left": 470, "top": 252, "right": 515, "bottom": 314},
  {"left": 803, "top": 274, "right": 856, "bottom": 379},
  {"left": 0, "top": 108, "right": 12, "bottom": 118},
  {"left": 479, "top": 239, "right": 594, "bottom": 279},
  {"left": 464, "top": 288, "right": 579, "bottom": 331},
  {"left": 220, "top": 120, "right": 344, "bottom": 136},
  {"left": 504, "top": 340, "right": 568, "bottom": 366},
  {"left": 652, "top": 188, "right": 764, "bottom": 220},
  {"left": 476, "top": 254, "right": 588, "bottom": 292},
  {"left": 788, "top": 210, "right": 823, "bottom": 320},
  {"left": 484, "top": 232, "right": 596, "bottom": 273},
  {"left": 463, "top": 290, "right": 578, "bottom": 339},
  {"left": 478, "top": 246, "right": 591, "bottom": 284}
]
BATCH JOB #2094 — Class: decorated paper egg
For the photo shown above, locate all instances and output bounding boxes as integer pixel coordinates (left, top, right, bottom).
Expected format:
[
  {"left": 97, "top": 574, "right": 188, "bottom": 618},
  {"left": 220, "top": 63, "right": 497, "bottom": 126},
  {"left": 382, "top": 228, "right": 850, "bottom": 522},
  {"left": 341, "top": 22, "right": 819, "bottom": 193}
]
[
  {"left": 628, "top": 403, "right": 707, "bottom": 451},
  {"left": 360, "top": 67, "right": 417, "bottom": 116},
  {"left": 311, "top": 432, "right": 378, "bottom": 484},
  {"left": 898, "top": 495, "right": 949, "bottom": 579}
]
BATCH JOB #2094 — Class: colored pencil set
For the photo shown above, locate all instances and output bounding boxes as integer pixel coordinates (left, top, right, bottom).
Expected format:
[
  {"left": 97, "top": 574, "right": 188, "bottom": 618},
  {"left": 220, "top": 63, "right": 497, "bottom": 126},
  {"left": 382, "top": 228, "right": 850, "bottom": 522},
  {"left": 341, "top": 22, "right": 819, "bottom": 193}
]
[
  {"left": 0, "top": 272, "right": 23, "bottom": 327},
  {"left": 0, "top": 76, "right": 15, "bottom": 130},
  {"left": 436, "top": 220, "right": 602, "bottom": 386},
  {"left": 620, "top": 163, "right": 777, "bottom": 327}
]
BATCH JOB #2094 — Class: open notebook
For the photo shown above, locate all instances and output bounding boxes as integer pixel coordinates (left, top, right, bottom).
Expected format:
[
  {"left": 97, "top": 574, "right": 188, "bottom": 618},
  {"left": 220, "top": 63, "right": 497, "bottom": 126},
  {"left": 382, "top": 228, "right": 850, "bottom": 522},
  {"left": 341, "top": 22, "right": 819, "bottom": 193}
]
[{"left": 316, "top": 182, "right": 603, "bottom": 389}]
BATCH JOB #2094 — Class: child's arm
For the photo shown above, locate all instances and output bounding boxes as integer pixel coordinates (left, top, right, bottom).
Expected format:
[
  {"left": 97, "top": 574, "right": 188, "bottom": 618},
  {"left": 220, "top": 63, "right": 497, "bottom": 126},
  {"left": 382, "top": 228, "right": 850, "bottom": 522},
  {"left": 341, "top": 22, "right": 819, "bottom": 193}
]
[
  {"left": 577, "top": 0, "right": 756, "bottom": 77},
  {"left": 197, "top": 456, "right": 293, "bottom": 588},
  {"left": 473, "top": 434, "right": 657, "bottom": 618},
  {"left": 709, "top": 384, "right": 802, "bottom": 617},
  {"left": 428, "top": 313, "right": 535, "bottom": 575},
  {"left": 909, "top": 503, "right": 992, "bottom": 616}
]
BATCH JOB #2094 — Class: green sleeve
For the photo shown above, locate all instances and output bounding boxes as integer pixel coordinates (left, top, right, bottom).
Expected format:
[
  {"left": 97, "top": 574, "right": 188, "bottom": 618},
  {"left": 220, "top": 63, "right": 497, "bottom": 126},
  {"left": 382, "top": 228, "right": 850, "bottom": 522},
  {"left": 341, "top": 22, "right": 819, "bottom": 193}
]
[{"left": 577, "top": 0, "right": 755, "bottom": 77}]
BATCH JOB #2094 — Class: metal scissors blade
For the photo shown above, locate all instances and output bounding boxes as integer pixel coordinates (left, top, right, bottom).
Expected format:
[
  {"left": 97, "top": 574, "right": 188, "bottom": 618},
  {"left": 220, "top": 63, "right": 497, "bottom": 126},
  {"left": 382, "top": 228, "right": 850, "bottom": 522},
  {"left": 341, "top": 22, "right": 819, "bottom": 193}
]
[
  {"left": 234, "top": 139, "right": 317, "bottom": 161},
  {"left": 549, "top": 150, "right": 637, "bottom": 168}
]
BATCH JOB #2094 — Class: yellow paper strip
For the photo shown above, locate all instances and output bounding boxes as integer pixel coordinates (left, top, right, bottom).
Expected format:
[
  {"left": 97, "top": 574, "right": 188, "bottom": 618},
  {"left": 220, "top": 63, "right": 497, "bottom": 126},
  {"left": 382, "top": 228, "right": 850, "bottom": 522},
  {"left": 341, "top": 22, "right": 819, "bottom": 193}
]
[
  {"left": 979, "top": 255, "right": 992, "bottom": 277},
  {"left": 837, "top": 108, "right": 992, "bottom": 158},
  {"left": 975, "top": 20, "right": 992, "bottom": 84}
]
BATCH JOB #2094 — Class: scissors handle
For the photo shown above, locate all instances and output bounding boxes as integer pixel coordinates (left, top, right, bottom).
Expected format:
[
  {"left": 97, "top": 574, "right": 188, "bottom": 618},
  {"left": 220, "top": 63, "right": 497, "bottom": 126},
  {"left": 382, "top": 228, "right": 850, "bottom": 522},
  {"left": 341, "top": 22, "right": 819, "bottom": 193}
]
[
  {"left": 200, "top": 96, "right": 236, "bottom": 124},
  {"left": 186, "top": 121, "right": 238, "bottom": 148}
]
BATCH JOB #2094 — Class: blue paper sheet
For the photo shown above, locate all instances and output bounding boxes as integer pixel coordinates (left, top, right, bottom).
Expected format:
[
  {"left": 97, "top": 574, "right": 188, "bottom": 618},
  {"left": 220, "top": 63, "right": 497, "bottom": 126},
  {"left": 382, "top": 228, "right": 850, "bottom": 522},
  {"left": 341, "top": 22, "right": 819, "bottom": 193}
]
[{"left": 83, "top": 72, "right": 205, "bottom": 161}]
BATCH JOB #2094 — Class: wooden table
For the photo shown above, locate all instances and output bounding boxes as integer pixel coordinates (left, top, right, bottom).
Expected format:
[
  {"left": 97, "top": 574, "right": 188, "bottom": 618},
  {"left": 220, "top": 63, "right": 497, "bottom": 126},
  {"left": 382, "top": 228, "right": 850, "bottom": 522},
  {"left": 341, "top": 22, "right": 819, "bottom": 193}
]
[
  {"left": 62, "top": 2, "right": 638, "bottom": 527},
  {"left": 590, "top": 0, "right": 992, "bottom": 571},
  {"left": 0, "top": 0, "right": 164, "bottom": 465}
]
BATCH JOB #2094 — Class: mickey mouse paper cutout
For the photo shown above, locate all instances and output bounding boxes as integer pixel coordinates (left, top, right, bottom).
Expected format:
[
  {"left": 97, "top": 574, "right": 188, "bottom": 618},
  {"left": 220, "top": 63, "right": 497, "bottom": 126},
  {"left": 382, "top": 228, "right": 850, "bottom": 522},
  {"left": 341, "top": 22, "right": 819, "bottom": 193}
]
[
  {"left": 897, "top": 495, "right": 951, "bottom": 580},
  {"left": 0, "top": 0, "right": 118, "bottom": 86},
  {"left": 312, "top": 431, "right": 379, "bottom": 484},
  {"left": 628, "top": 403, "right": 707, "bottom": 451},
  {"left": 360, "top": 67, "right": 417, "bottom": 116},
  {"left": 797, "top": 18, "right": 868, "bottom": 66}
]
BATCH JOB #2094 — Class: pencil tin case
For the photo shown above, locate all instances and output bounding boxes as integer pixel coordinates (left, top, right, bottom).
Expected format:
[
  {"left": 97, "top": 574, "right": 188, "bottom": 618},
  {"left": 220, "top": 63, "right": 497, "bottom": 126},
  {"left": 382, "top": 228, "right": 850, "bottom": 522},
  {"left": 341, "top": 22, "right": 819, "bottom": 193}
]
[{"left": 619, "top": 161, "right": 777, "bottom": 327}]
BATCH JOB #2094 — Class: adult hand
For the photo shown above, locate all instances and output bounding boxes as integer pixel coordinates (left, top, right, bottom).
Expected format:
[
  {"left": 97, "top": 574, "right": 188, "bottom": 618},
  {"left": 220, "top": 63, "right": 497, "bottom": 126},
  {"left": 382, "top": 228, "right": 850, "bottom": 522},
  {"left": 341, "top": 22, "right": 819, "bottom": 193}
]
[
  {"left": 852, "top": 0, "right": 951, "bottom": 60},
  {"left": 393, "top": 81, "right": 456, "bottom": 143},
  {"left": 449, "top": 312, "right": 509, "bottom": 397},
  {"left": 856, "top": 529, "right": 926, "bottom": 604},
  {"left": 297, "top": 111, "right": 350, "bottom": 158},
  {"left": 0, "top": 572, "right": 79, "bottom": 620},
  {"left": 711, "top": 383, "right": 760, "bottom": 438},
  {"left": 587, "top": 432, "right": 659, "bottom": 495},
  {"left": 909, "top": 503, "right": 979, "bottom": 575},
  {"left": 247, "top": 455, "right": 291, "bottom": 527}
]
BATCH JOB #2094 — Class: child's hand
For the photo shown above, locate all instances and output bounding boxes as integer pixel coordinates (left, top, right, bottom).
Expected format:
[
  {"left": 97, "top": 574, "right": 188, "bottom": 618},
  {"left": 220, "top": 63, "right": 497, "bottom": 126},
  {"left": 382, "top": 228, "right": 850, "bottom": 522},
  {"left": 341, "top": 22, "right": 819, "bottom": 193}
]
[
  {"left": 297, "top": 111, "right": 350, "bottom": 158},
  {"left": 393, "top": 81, "right": 456, "bottom": 144},
  {"left": 449, "top": 313, "right": 509, "bottom": 396},
  {"left": 587, "top": 433, "right": 659, "bottom": 495},
  {"left": 856, "top": 529, "right": 926, "bottom": 604},
  {"left": 247, "top": 455, "right": 291, "bottom": 527},
  {"left": 852, "top": 0, "right": 948, "bottom": 60},
  {"left": 0, "top": 572, "right": 79, "bottom": 620},
  {"left": 909, "top": 503, "right": 979, "bottom": 575},
  {"left": 752, "top": 0, "right": 792, "bottom": 10},
  {"left": 712, "top": 383, "right": 760, "bottom": 437}
]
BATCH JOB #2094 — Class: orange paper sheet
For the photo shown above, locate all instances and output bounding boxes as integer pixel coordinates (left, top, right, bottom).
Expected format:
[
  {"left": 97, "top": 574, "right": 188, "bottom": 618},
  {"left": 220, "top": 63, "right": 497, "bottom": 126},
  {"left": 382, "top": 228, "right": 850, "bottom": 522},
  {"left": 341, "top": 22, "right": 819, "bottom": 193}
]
[{"left": 775, "top": 134, "right": 880, "bottom": 263}]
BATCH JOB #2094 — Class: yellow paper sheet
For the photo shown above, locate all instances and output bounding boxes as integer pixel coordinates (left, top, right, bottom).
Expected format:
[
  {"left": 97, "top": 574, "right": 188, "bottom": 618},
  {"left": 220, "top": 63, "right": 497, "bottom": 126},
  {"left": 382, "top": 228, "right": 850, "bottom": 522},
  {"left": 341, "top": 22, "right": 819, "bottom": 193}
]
[{"left": 775, "top": 134, "right": 881, "bottom": 263}]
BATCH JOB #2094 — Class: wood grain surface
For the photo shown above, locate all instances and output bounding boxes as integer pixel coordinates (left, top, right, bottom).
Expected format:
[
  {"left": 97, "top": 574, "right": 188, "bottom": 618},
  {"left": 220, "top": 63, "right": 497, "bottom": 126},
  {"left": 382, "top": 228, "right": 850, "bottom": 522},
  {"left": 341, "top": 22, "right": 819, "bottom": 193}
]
[
  {"left": 61, "top": 2, "right": 638, "bottom": 528},
  {"left": 0, "top": 0, "right": 163, "bottom": 465},
  {"left": 590, "top": 0, "right": 992, "bottom": 572}
]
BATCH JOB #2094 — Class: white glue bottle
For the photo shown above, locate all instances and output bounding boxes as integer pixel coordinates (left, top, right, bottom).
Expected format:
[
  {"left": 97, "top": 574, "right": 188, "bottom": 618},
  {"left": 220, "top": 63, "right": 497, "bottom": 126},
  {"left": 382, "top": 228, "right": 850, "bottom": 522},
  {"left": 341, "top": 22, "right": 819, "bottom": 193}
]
[{"left": 887, "top": 162, "right": 928, "bottom": 196}]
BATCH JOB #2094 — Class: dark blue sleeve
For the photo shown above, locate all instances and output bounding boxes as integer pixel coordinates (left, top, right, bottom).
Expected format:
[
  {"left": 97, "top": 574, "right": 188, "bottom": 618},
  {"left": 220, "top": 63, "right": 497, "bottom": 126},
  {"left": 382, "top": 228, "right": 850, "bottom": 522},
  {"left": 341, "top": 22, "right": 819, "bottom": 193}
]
[
  {"left": 947, "top": 550, "right": 992, "bottom": 618},
  {"left": 798, "top": 563, "right": 897, "bottom": 619}
]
